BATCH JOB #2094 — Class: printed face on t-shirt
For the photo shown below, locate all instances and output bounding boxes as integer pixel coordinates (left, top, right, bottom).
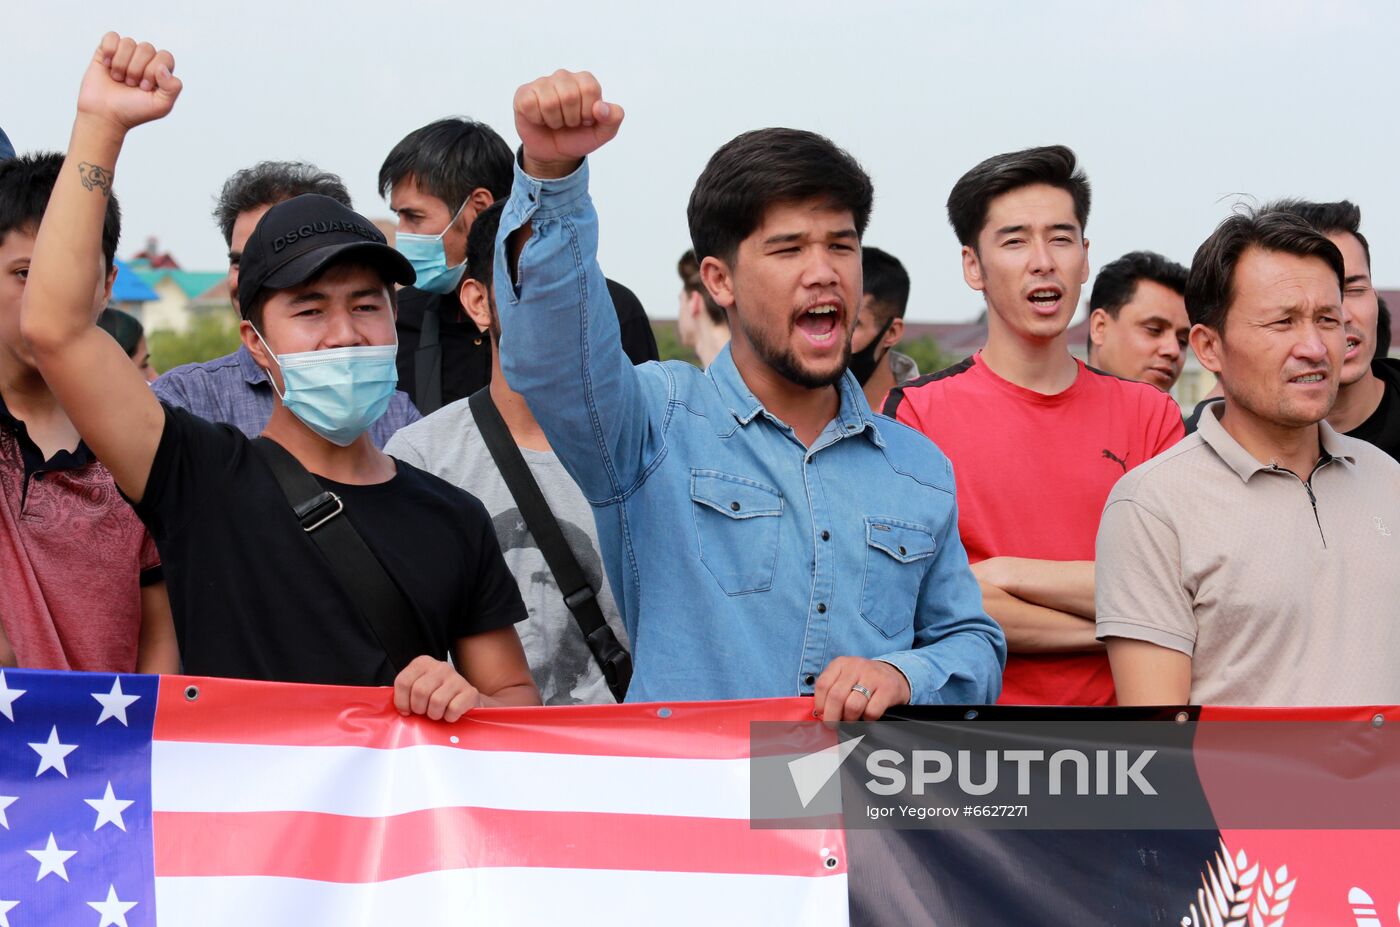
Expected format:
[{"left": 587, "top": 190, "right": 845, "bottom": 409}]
[
  {"left": 964, "top": 183, "right": 1089, "bottom": 345},
  {"left": 720, "top": 198, "right": 862, "bottom": 390}
]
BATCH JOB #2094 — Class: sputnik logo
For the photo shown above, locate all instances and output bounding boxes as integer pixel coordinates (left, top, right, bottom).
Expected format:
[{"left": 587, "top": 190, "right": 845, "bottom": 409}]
[{"left": 787, "top": 735, "right": 865, "bottom": 808}]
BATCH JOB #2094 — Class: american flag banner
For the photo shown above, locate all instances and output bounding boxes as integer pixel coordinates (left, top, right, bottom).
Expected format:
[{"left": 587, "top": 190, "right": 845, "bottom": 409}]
[
  {"left": 0, "top": 669, "right": 845, "bottom": 927},
  {"left": 4, "top": 668, "right": 1399, "bottom": 927}
]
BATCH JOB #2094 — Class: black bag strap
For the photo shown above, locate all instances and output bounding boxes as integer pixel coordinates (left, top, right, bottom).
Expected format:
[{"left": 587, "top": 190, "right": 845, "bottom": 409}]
[
  {"left": 468, "top": 388, "right": 632, "bottom": 701},
  {"left": 251, "top": 437, "right": 430, "bottom": 674},
  {"left": 415, "top": 303, "right": 444, "bottom": 414}
]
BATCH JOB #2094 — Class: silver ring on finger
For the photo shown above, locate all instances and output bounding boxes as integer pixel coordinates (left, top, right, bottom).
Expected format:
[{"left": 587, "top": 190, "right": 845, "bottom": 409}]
[{"left": 851, "top": 683, "right": 873, "bottom": 700}]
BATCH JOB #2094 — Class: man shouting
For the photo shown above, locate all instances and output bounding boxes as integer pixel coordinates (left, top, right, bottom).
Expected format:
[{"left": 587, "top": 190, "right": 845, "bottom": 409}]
[{"left": 494, "top": 70, "right": 1005, "bottom": 719}]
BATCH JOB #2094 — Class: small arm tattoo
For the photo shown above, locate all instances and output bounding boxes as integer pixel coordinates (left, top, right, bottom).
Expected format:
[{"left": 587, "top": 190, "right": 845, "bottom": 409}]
[{"left": 78, "top": 162, "right": 113, "bottom": 196}]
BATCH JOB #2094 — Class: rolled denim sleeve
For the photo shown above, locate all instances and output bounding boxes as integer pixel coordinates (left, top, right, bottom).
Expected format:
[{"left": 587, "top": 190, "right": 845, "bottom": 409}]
[
  {"left": 493, "top": 158, "right": 666, "bottom": 504},
  {"left": 877, "top": 469, "right": 1007, "bottom": 705}
]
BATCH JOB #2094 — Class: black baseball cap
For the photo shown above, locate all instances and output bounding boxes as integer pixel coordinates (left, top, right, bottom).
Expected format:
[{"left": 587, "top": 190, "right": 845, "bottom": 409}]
[{"left": 237, "top": 194, "right": 415, "bottom": 316}]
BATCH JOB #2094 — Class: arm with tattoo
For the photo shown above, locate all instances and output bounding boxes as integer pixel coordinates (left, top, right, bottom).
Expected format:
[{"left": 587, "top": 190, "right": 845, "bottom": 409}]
[
  {"left": 77, "top": 162, "right": 113, "bottom": 195},
  {"left": 18, "top": 32, "right": 182, "bottom": 502}
]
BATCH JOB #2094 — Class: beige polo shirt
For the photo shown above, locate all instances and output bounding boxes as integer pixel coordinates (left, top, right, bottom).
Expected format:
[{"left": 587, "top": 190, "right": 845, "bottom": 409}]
[{"left": 1096, "top": 405, "right": 1400, "bottom": 706}]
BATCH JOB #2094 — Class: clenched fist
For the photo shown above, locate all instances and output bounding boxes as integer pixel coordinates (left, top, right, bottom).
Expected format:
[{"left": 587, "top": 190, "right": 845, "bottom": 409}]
[
  {"left": 77, "top": 32, "right": 182, "bottom": 133},
  {"left": 514, "top": 70, "right": 624, "bottom": 179}
]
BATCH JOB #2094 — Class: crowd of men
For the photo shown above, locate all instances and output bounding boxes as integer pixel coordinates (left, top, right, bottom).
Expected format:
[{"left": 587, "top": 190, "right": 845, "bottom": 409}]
[{"left": 2, "top": 34, "right": 1398, "bottom": 724}]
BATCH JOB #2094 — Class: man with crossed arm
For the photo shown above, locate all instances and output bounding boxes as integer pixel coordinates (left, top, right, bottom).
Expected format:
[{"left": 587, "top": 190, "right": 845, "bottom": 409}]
[{"left": 494, "top": 69, "right": 1005, "bottom": 720}]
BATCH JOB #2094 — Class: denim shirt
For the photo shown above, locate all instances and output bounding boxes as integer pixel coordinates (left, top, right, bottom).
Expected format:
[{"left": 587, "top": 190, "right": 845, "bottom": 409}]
[
  {"left": 495, "top": 159, "right": 1005, "bottom": 704},
  {"left": 153, "top": 345, "right": 420, "bottom": 449}
]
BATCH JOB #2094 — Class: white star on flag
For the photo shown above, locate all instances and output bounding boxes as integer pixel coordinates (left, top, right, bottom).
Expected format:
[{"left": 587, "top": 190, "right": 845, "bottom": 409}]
[
  {"left": 85, "top": 781, "right": 134, "bottom": 831},
  {"left": 26, "top": 832, "right": 76, "bottom": 882},
  {"left": 0, "top": 795, "right": 14, "bottom": 829},
  {"left": 28, "top": 726, "right": 77, "bottom": 777},
  {"left": 0, "top": 670, "right": 24, "bottom": 721},
  {"left": 87, "top": 885, "right": 137, "bottom": 927},
  {"left": 0, "top": 898, "right": 16, "bottom": 927},
  {"left": 92, "top": 677, "right": 139, "bottom": 727}
]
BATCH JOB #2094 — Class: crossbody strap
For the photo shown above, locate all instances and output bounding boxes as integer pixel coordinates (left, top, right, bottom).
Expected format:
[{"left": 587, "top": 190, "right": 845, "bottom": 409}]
[
  {"left": 251, "top": 437, "right": 430, "bottom": 674},
  {"left": 467, "top": 388, "right": 632, "bottom": 701},
  {"left": 415, "top": 303, "right": 444, "bottom": 414}
]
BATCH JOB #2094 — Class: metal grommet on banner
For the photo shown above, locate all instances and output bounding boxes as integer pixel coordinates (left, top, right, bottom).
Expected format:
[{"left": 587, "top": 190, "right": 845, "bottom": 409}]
[
  {"left": 824, "top": 856, "right": 838, "bottom": 870},
  {"left": 657, "top": 707, "right": 672, "bottom": 719},
  {"left": 964, "top": 709, "right": 978, "bottom": 720},
  {"left": 1175, "top": 711, "right": 1189, "bottom": 725},
  {"left": 184, "top": 685, "right": 199, "bottom": 702},
  {"left": 1373, "top": 714, "right": 1385, "bottom": 728}
]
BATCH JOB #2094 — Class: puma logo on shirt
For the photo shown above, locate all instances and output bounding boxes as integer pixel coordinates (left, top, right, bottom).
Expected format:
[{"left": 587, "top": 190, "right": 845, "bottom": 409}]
[{"left": 1102, "top": 448, "right": 1129, "bottom": 473}]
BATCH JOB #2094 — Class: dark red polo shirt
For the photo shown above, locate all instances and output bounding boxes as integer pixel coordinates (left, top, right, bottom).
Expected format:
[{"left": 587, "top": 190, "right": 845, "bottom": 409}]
[{"left": 0, "top": 395, "right": 160, "bottom": 671}]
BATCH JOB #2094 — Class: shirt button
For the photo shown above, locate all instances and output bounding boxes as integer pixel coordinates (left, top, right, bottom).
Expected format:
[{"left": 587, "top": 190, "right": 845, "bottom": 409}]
[
  {"left": 899, "top": 545, "right": 907, "bottom": 555},
  {"left": 803, "top": 674, "right": 816, "bottom": 686},
  {"left": 821, "top": 530, "right": 830, "bottom": 542},
  {"left": 817, "top": 603, "right": 827, "bottom": 614},
  {"left": 730, "top": 501, "right": 741, "bottom": 512}
]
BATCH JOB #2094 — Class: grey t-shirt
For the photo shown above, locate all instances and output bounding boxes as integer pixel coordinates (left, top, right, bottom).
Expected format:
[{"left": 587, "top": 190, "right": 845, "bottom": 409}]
[{"left": 386, "top": 397, "right": 628, "bottom": 705}]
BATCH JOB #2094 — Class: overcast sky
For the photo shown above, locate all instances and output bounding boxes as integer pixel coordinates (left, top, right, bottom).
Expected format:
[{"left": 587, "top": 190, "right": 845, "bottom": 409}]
[{"left": 6, "top": 1, "right": 1398, "bottom": 322}]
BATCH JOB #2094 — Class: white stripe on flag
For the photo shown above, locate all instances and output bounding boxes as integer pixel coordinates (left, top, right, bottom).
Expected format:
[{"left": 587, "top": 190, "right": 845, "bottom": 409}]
[
  {"left": 155, "top": 868, "right": 849, "bottom": 926},
  {"left": 152, "top": 740, "right": 752, "bottom": 818}
]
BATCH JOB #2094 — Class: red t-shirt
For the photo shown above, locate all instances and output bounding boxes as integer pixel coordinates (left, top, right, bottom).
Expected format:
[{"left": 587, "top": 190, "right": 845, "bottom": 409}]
[
  {"left": 1, "top": 404, "right": 160, "bottom": 671},
  {"left": 884, "top": 354, "right": 1185, "bottom": 706}
]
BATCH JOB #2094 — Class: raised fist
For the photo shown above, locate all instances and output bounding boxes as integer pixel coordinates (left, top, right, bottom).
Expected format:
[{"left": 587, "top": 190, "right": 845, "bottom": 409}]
[
  {"left": 77, "top": 32, "right": 182, "bottom": 132},
  {"left": 513, "top": 70, "right": 624, "bottom": 178}
]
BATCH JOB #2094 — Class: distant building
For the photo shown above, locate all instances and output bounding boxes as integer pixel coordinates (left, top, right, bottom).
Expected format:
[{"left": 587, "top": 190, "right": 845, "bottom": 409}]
[
  {"left": 110, "top": 258, "right": 159, "bottom": 319},
  {"left": 119, "top": 238, "right": 226, "bottom": 334},
  {"left": 129, "top": 236, "right": 180, "bottom": 270}
]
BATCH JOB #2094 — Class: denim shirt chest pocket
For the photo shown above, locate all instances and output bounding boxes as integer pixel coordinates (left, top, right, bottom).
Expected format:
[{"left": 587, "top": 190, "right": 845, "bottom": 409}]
[
  {"left": 860, "top": 516, "right": 937, "bottom": 637},
  {"left": 690, "top": 470, "right": 784, "bottom": 595}
]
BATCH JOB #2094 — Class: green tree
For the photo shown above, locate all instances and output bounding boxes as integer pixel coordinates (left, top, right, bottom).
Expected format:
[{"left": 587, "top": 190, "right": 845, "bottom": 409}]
[
  {"left": 148, "top": 313, "right": 242, "bottom": 374},
  {"left": 898, "top": 336, "right": 958, "bottom": 376},
  {"left": 652, "top": 322, "right": 699, "bottom": 366}
]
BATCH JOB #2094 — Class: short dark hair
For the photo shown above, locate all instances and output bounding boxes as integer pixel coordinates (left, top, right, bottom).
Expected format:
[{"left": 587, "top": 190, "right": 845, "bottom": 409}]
[
  {"left": 677, "top": 249, "right": 726, "bottom": 326},
  {"left": 861, "top": 246, "right": 911, "bottom": 322},
  {"left": 1086, "top": 251, "right": 1188, "bottom": 347},
  {"left": 1266, "top": 199, "right": 1370, "bottom": 273},
  {"left": 946, "top": 145, "right": 1090, "bottom": 248},
  {"left": 0, "top": 152, "right": 121, "bottom": 271},
  {"left": 97, "top": 306, "right": 144, "bottom": 356},
  {"left": 1185, "top": 209, "right": 1345, "bottom": 332},
  {"left": 212, "top": 161, "right": 351, "bottom": 246},
  {"left": 1377, "top": 295, "right": 1392, "bottom": 358},
  {"left": 377, "top": 118, "right": 513, "bottom": 212},
  {"left": 465, "top": 200, "right": 506, "bottom": 292},
  {"left": 686, "top": 128, "right": 873, "bottom": 265}
]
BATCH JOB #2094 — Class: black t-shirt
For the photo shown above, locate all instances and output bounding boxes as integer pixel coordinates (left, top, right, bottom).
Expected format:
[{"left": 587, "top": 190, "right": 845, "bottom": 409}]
[
  {"left": 395, "top": 278, "right": 659, "bottom": 414},
  {"left": 1347, "top": 357, "right": 1400, "bottom": 463},
  {"left": 134, "top": 405, "right": 526, "bottom": 685}
]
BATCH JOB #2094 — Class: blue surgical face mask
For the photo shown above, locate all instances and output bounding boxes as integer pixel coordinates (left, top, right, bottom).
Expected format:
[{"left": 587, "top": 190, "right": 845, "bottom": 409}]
[
  {"left": 394, "top": 199, "right": 469, "bottom": 294},
  {"left": 255, "top": 329, "right": 400, "bottom": 446}
]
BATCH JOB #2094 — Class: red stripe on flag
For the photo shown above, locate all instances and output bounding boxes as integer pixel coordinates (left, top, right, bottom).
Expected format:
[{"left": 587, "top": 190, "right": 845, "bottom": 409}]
[
  {"left": 155, "top": 676, "right": 816, "bottom": 757},
  {"left": 153, "top": 808, "right": 846, "bottom": 882}
]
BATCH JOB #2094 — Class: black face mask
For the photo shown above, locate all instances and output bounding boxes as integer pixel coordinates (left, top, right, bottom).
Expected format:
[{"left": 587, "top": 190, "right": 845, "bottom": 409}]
[{"left": 846, "top": 316, "right": 894, "bottom": 385}]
